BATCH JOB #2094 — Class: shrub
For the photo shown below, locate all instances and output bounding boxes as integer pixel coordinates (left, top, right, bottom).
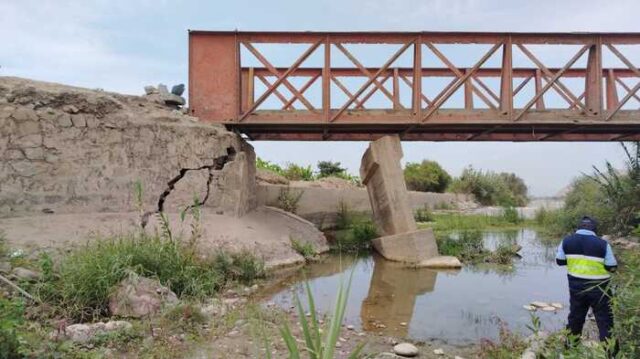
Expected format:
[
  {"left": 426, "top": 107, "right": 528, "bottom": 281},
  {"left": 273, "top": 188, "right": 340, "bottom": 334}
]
[
  {"left": 0, "top": 298, "right": 24, "bottom": 359},
  {"left": 317, "top": 161, "right": 346, "bottom": 178},
  {"left": 256, "top": 157, "right": 285, "bottom": 176},
  {"left": 414, "top": 206, "right": 434, "bottom": 222},
  {"left": 276, "top": 186, "right": 304, "bottom": 214},
  {"left": 436, "top": 230, "right": 486, "bottom": 262},
  {"left": 333, "top": 220, "right": 378, "bottom": 252},
  {"left": 404, "top": 160, "right": 451, "bottom": 193},
  {"left": 283, "top": 163, "right": 314, "bottom": 181},
  {"left": 501, "top": 206, "right": 522, "bottom": 224},
  {"left": 290, "top": 238, "right": 315, "bottom": 260},
  {"left": 449, "top": 166, "right": 528, "bottom": 207}
]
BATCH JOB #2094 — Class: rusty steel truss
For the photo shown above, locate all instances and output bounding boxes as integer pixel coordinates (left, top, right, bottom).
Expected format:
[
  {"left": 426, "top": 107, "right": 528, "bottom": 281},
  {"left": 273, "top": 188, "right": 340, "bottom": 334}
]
[{"left": 188, "top": 31, "right": 640, "bottom": 141}]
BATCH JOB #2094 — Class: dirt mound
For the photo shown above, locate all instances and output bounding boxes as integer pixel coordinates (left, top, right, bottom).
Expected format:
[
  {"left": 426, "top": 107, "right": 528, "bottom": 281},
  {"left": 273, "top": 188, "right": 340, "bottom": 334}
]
[
  {"left": 291, "top": 176, "right": 359, "bottom": 190},
  {"left": 256, "top": 169, "right": 289, "bottom": 185}
]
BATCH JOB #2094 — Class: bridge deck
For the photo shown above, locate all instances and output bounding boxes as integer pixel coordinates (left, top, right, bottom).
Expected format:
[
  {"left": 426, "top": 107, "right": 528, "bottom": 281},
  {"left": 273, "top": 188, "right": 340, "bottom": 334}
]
[{"left": 188, "top": 31, "right": 640, "bottom": 141}]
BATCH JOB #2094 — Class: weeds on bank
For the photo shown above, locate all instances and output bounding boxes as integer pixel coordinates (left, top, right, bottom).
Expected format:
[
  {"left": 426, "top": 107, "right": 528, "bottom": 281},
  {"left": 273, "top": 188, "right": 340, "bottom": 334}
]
[
  {"left": 291, "top": 237, "right": 316, "bottom": 260},
  {"left": 257, "top": 275, "right": 364, "bottom": 359},
  {"left": 437, "top": 230, "right": 519, "bottom": 264},
  {"left": 421, "top": 212, "right": 525, "bottom": 233},
  {"left": 330, "top": 201, "right": 378, "bottom": 252},
  {"left": 276, "top": 186, "right": 304, "bottom": 213}
]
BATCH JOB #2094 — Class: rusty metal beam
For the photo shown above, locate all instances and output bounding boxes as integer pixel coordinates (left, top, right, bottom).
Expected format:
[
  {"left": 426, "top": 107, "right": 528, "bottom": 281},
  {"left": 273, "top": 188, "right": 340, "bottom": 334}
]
[{"left": 189, "top": 31, "right": 640, "bottom": 141}]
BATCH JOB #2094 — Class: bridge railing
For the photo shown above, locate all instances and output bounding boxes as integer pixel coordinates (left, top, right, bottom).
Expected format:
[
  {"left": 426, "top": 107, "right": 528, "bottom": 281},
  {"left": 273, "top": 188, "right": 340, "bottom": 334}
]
[{"left": 188, "top": 31, "right": 640, "bottom": 141}]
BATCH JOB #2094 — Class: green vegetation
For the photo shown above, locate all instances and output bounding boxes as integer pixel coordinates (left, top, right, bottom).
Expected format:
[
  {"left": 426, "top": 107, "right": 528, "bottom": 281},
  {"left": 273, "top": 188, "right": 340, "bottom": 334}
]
[
  {"left": 275, "top": 186, "right": 304, "bottom": 213},
  {"left": 0, "top": 297, "right": 25, "bottom": 359},
  {"left": 437, "top": 230, "right": 519, "bottom": 264},
  {"left": 259, "top": 277, "right": 363, "bottom": 359},
  {"left": 414, "top": 206, "right": 435, "bottom": 222},
  {"left": 283, "top": 163, "right": 314, "bottom": 181},
  {"left": 404, "top": 160, "right": 451, "bottom": 193},
  {"left": 30, "top": 234, "right": 264, "bottom": 321},
  {"left": 317, "top": 161, "right": 346, "bottom": 178},
  {"left": 536, "top": 142, "right": 640, "bottom": 237},
  {"left": 331, "top": 202, "right": 378, "bottom": 252},
  {"left": 291, "top": 237, "right": 316, "bottom": 260},
  {"left": 420, "top": 212, "right": 525, "bottom": 233},
  {"left": 449, "top": 166, "right": 529, "bottom": 206}
]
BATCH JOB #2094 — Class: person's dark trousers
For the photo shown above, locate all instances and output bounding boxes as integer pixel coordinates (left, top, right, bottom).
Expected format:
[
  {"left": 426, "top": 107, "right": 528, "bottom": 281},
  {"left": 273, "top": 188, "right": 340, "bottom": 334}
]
[{"left": 566, "top": 281, "right": 614, "bottom": 342}]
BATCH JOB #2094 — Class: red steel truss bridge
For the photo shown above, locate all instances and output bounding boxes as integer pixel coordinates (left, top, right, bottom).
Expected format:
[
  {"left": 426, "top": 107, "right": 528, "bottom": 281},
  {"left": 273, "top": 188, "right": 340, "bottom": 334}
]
[{"left": 188, "top": 31, "right": 640, "bottom": 141}]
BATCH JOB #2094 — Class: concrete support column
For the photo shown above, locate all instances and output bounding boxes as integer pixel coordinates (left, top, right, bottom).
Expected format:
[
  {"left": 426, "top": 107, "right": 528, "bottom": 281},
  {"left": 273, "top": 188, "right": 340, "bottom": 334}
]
[{"left": 360, "top": 135, "right": 440, "bottom": 263}]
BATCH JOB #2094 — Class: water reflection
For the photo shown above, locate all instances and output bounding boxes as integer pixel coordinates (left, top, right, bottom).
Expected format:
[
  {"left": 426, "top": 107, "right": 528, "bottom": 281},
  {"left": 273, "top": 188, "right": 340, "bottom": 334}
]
[
  {"left": 361, "top": 255, "right": 450, "bottom": 336},
  {"left": 261, "top": 229, "right": 569, "bottom": 344}
]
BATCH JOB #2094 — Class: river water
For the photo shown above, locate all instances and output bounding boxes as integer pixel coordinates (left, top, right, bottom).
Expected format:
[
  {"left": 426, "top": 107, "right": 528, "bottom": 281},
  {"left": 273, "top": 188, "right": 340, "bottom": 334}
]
[{"left": 260, "top": 229, "right": 571, "bottom": 345}]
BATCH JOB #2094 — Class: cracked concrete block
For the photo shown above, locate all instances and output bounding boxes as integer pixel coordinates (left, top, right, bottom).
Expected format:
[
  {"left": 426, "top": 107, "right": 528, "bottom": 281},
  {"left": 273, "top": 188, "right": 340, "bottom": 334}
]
[
  {"left": 16, "top": 120, "right": 40, "bottom": 136},
  {"left": 11, "top": 107, "right": 37, "bottom": 122},
  {"left": 56, "top": 113, "right": 73, "bottom": 127},
  {"left": 371, "top": 228, "right": 439, "bottom": 263},
  {"left": 24, "top": 147, "right": 45, "bottom": 160},
  {"left": 360, "top": 135, "right": 416, "bottom": 236},
  {"left": 70, "top": 114, "right": 86, "bottom": 127}
]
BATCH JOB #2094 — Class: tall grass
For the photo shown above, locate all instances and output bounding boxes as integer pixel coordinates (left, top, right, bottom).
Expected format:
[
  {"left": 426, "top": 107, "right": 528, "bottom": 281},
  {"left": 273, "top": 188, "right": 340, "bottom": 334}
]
[
  {"left": 422, "top": 213, "right": 526, "bottom": 233},
  {"left": 32, "top": 234, "right": 265, "bottom": 321}
]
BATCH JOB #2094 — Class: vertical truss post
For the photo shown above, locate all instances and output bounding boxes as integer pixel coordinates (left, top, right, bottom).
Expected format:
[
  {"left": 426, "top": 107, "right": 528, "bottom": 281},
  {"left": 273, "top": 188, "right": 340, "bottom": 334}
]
[
  {"left": 323, "top": 36, "right": 331, "bottom": 122},
  {"left": 393, "top": 68, "right": 400, "bottom": 110},
  {"left": 500, "top": 36, "right": 513, "bottom": 117},
  {"left": 241, "top": 67, "right": 255, "bottom": 113},
  {"left": 464, "top": 69, "right": 474, "bottom": 110},
  {"left": 585, "top": 37, "right": 603, "bottom": 116},
  {"left": 606, "top": 69, "right": 619, "bottom": 110},
  {"left": 412, "top": 37, "right": 422, "bottom": 121},
  {"left": 534, "top": 69, "right": 546, "bottom": 110}
]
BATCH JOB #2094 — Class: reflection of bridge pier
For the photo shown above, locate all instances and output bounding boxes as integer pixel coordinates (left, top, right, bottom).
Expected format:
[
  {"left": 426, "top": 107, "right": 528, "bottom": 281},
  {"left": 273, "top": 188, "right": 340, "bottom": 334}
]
[{"left": 361, "top": 254, "right": 441, "bottom": 337}]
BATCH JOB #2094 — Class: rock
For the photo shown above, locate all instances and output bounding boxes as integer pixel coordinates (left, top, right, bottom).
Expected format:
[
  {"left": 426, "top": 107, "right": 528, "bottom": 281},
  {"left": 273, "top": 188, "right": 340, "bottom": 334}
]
[
  {"left": 530, "top": 301, "right": 549, "bottom": 308},
  {"left": 164, "top": 94, "right": 186, "bottom": 106},
  {"left": 416, "top": 255, "right": 462, "bottom": 268},
  {"left": 375, "top": 353, "right": 402, "bottom": 359},
  {"left": 346, "top": 324, "right": 355, "bottom": 330},
  {"left": 433, "top": 348, "right": 444, "bottom": 355},
  {"left": 157, "top": 84, "right": 170, "bottom": 95},
  {"left": 108, "top": 276, "right": 178, "bottom": 318},
  {"left": 455, "top": 357, "right": 466, "bottom": 359},
  {"left": 62, "top": 104, "right": 79, "bottom": 114},
  {"left": 11, "top": 267, "right": 40, "bottom": 281},
  {"left": 0, "top": 262, "right": 11, "bottom": 274},
  {"left": 63, "top": 321, "right": 132, "bottom": 343},
  {"left": 144, "top": 86, "right": 157, "bottom": 95},
  {"left": 521, "top": 350, "right": 536, "bottom": 359},
  {"left": 523, "top": 305, "right": 536, "bottom": 311},
  {"left": 171, "top": 84, "right": 185, "bottom": 96},
  {"left": 399, "top": 322, "right": 407, "bottom": 326},
  {"left": 551, "top": 302, "right": 563, "bottom": 309},
  {"left": 392, "top": 342, "right": 419, "bottom": 357}
]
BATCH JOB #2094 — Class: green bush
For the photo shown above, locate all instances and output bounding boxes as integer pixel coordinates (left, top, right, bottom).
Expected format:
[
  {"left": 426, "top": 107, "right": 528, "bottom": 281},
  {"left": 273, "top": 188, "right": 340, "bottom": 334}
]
[
  {"left": 436, "top": 230, "right": 486, "bottom": 262},
  {"left": 275, "top": 186, "right": 304, "bottom": 213},
  {"left": 290, "top": 238, "right": 315, "bottom": 261},
  {"left": 283, "top": 163, "right": 314, "bottom": 181},
  {"left": 404, "top": 160, "right": 451, "bottom": 193},
  {"left": 256, "top": 157, "right": 285, "bottom": 176},
  {"left": 502, "top": 206, "right": 522, "bottom": 224},
  {"left": 449, "top": 166, "right": 528, "bottom": 206},
  {"left": 317, "top": 161, "right": 346, "bottom": 178},
  {"left": 333, "top": 220, "right": 378, "bottom": 252},
  {"left": 33, "top": 234, "right": 265, "bottom": 321},
  {"left": 0, "top": 298, "right": 24, "bottom": 359},
  {"left": 414, "top": 206, "right": 434, "bottom": 222}
]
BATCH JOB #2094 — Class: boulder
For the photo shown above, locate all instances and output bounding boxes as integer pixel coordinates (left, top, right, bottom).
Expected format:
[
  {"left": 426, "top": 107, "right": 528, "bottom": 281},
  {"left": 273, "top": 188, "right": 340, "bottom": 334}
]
[
  {"left": 108, "top": 276, "right": 178, "bottom": 318},
  {"left": 62, "top": 321, "right": 132, "bottom": 343},
  {"left": 416, "top": 256, "right": 462, "bottom": 268},
  {"left": 11, "top": 267, "right": 40, "bottom": 281},
  {"left": 393, "top": 342, "right": 419, "bottom": 357}
]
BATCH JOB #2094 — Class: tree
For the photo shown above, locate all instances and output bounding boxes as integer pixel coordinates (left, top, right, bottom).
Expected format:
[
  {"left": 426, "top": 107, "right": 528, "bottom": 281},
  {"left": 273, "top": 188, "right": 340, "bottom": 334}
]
[
  {"left": 317, "top": 161, "right": 346, "bottom": 178},
  {"left": 403, "top": 160, "right": 451, "bottom": 193}
]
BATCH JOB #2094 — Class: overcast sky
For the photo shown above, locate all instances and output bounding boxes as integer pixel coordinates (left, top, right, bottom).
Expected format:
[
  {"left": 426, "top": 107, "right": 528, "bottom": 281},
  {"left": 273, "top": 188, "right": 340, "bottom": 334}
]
[{"left": 1, "top": 0, "right": 638, "bottom": 196}]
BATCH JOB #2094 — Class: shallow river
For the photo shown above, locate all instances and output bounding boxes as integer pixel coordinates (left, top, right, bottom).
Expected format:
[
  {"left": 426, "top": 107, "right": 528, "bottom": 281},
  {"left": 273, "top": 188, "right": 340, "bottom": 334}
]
[{"left": 260, "top": 229, "right": 571, "bottom": 345}]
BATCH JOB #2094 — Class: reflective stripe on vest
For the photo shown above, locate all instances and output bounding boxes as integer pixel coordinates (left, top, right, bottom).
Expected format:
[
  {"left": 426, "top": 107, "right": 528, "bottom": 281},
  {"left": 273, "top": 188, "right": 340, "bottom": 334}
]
[{"left": 565, "top": 254, "right": 610, "bottom": 280}]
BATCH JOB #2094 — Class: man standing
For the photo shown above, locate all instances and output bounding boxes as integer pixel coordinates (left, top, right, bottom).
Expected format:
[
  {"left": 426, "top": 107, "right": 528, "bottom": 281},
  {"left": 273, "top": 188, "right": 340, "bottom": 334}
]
[{"left": 555, "top": 216, "right": 618, "bottom": 347}]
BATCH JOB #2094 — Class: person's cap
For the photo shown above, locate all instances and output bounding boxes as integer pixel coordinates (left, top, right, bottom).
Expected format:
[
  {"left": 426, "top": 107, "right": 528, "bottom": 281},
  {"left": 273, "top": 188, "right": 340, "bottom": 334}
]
[{"left": 578, "top": 216, "right": 598, "bottom": 231}]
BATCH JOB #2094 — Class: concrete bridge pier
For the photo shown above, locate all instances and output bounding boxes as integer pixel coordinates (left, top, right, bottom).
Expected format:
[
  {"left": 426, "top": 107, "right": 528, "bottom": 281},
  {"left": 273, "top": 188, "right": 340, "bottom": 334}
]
[{"left": 360, "top": 135, "right": 461, "bottom": 267}]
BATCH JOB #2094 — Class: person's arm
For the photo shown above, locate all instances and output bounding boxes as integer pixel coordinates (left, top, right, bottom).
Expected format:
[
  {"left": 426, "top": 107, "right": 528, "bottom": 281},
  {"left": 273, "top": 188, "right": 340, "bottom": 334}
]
[
  {"left": 604, "top": 243, "right": 618, "bottom": 272},
  {"left": 556, "top": 241, "right": 567, "bottom": 266}
]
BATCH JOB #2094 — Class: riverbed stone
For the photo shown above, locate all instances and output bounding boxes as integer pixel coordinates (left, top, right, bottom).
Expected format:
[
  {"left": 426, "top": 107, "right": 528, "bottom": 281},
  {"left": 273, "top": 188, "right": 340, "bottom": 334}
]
[
  {"left": 108, "top": 276, "right": 178, "bottom": 318},
  {"left": 392, "top": 342, "right": 419, "bottom": 357},
  {"left": 11, "top": 267, "right": 40, "bottom": 281},
  {"left": 416, "top": 255, "right": 462, "bottom": 268},
  {"left": 62, "top": 321, "right": 132, "bottom": 343}
]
